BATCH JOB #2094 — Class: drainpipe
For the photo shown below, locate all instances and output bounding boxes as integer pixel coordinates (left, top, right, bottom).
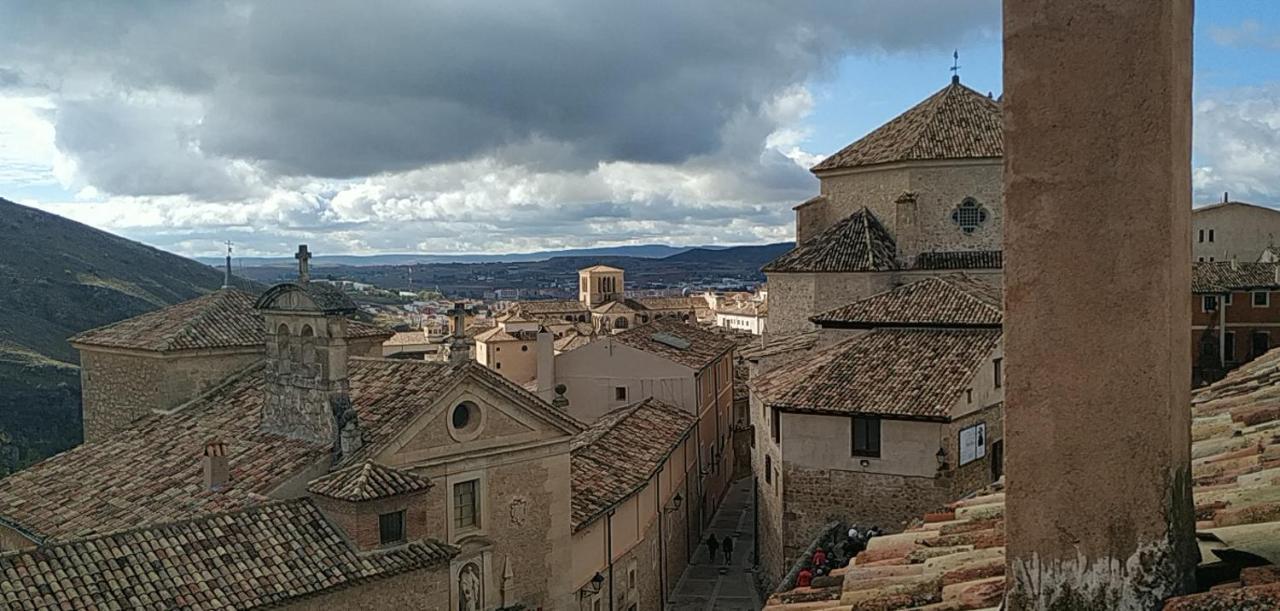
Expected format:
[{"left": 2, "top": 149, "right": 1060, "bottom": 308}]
[
  {"left": 1220, "top": 292, "right": 1228, "bottom": 368},
  {"left": 607, "top": 510, "right": 615, "bottom": 611},
  {"left": 657, "top": 469, "right": 667, "bottom": 608}
]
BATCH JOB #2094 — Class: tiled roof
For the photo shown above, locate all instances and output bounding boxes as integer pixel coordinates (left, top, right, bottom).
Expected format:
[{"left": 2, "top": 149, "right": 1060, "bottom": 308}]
[
  {"left": 554, "top": 331, "right": 597, "bottom": 354},
  {"left": 570, "top": 398, "right": 694, "bottom": 530},
  {"left": 1193, "top": 261, "right": 1280, "bottom": 293},
  {"left": 612, "top": 318, "right": 736, "bottom": 371},
  {"left": 0, "top": 358, "right": 581, "bottom": 542},
  {"left": 474, "top": 326, "right": 539, "bottom": 343},
  {"left": 0, "top": 499, "right": 456, "bottom": 611},
  {"left": 633, "top": 296, "right": 704, "bottom": 311},
  {"left": 510, "top": 300, "right": 589, "bottom": 316},
  {"left": 307, "top": 461, "right": 433, "bottom": 502},
  {"left": 764, "top": 346, "right": 1280, "bottom": 611},
  {"left": 1193, "top": 200, "right": 1280, "bottom": 216},
  {"left": 68, "top": 288, "right": 391, "bottom": 352},
  {"left": 762, "top": 208, "right": 898, "bottom": 273},
  {"left": 810, "top": 80, "right": 1002, "bottom": 173},
  {"left": 737, "top": 332, "right": 819, "bottom": 362},
  {"left": 913, "top": 250, "right": 1003, "bottom": 270},
  {"left": 752, "top": 328, "right": 1001, "bottom": 420},
  {"left": 383, "top": 330, "right": 431, "bottom": 346},
  {"left": 811, "top": 275, "right": 1002, "bottom": 328},
  {"left": 580, "top": 264, "right": 624, "bottom": 273}
]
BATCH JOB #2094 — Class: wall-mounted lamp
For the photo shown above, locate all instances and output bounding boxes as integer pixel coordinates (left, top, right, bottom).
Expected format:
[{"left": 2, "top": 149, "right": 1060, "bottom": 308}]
[
  {"left": 936, "top": 447, "right": 949, "bottom": 470},
  {"left": 858, "top": 459, "right": 870, "bottom": 468},
  {"left": 665, "top": 492, "right": 684, "bottom": 514},
  {"left": 581, "top": 572, "right": 605, "bottom": 595}
]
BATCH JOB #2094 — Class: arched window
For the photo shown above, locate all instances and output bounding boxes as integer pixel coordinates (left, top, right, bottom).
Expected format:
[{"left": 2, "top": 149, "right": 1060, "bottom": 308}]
[
  {"left": 615, "top": 317, "right": 629, "bottom": 329},
  {"left": 299, "top": 325, "right": 316, "bottom": 365},
  {"left": 276, "top": 324, "right": 291, "bottom": 360}
]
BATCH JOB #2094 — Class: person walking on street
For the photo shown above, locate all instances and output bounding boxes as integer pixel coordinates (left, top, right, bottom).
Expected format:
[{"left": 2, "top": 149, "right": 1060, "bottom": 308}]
[
  {"left": 722, "top": 535, "right": 735, "bottom": 565},
  {"left": 705, "top": 533, "right": 719, "bottom": 564}
]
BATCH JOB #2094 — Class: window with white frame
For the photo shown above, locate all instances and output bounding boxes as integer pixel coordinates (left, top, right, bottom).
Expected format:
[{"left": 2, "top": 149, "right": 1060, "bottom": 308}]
[
  {"left": 1202, "top": 295, "right": 1218, "bottom": 312},
  {"left": 1254, "top": 291, "right": 1270, "bottom": 307}
]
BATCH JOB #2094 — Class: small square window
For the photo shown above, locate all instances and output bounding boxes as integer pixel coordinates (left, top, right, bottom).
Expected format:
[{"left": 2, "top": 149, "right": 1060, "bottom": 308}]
[
  {"left": 379, "top": 511, "right": 405, "bottom": 545},
  {"left": 1224, "top": 293, "right": 1234, "bottom": 306},
  {"left": 851, "top": 416, "right": 881, "bottom": 458},
  {"left": 1203, "top": 295, "right": 1218, "bottom": 312},
  {"left": 615, "top": 386, "right": 628, "bottom": 401},
  {"left": 1254, "top": 291, "right": 1270, "bottom": 308}
]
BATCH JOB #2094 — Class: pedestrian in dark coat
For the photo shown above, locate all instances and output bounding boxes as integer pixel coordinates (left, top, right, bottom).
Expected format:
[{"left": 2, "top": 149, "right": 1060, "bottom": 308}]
[
  {"left": 722, "top": 535, "right": 735, "bottom": 565},
  {"left": 705, "top": 533, "right": 719, "bottom": 563}
]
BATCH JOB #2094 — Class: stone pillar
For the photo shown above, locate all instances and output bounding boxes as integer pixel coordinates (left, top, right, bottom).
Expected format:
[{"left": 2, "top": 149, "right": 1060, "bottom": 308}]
[{"left": 1003, "top": 2, "right": 1196, "bottom": 610}]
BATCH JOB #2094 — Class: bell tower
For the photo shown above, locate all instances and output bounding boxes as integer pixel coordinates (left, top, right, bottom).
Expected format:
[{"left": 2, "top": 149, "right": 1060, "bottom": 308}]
[{"left": 255, "top": 245, "right": 362, "bottom": 453}]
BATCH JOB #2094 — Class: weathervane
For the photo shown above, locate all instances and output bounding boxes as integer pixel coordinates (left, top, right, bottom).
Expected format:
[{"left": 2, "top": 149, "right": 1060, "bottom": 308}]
[{"left": 950, "top": 49, "right": 961, "bottom": 84}]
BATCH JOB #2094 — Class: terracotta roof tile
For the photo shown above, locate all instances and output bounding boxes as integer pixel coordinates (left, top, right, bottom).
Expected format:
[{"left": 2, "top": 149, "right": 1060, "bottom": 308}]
[
  {"left": 570, "top": 398, "right": 694, "bottom": 530},
  {"left": 0, "top": 499, "right": 456, "bottom": 610},
  {"left": 765, "top": 344, "right": 1280, "bottom": 611},
  {"left": 509, "top": 300, "right": 589, "bottom": 316},
  {"left": 812, "top": 275, "right": 1002, "bottom": 328},
  {"left": 68, "top": 288, "right": 391, "bottom": 352},
  {"left": 307, "top": 461, "right": 433, "bottom": 502},
  {"left": 752, "top": 328, "right": 1001, "bottom": 419},
  {"left": 762, "top": 208, "right": 898, "bottom": 274},
  {"left": 611, "top": 318, "right": 736, "bottom": 371},
  {"left": 1193, "top": 262, "right": 1280, "bottom": 293},
  {"left": 811, "top": 80, "right": 1002, "bottom": 173},
  {"left": 0, "top": 358, "right": 579, "bottom": 542},
  {"left": 913, "top": 250, "right": 1003, "bottom": 271},
  {"left": 738, "top": 332, "right": 819, "bottom": 362}
]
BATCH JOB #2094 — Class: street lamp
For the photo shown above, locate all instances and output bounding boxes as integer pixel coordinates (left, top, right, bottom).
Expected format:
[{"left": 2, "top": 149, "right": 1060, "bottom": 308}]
[{"left": 665, "top": 492, "right": 683, "bottom": 513}]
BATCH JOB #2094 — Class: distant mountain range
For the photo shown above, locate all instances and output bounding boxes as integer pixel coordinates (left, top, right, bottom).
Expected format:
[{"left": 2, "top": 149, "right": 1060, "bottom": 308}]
[
  {"left": 197, "top": 244, "right": 736, "bottom": 267},
  {"left": 0, "top": 198, "right": 256, "bottom": 474}
]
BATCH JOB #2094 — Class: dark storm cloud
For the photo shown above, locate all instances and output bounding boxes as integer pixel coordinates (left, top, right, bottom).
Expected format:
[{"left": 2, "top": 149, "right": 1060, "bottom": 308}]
[{"left": 1, "top": 0, "right": 999, "bottom": 189}]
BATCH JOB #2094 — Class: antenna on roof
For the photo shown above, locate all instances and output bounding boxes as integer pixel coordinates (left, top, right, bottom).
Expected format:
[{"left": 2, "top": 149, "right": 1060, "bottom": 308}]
[
  {"left": 222, "top": 240, "right": 233, "bottom": 289},
  {"left": 950, "top": 50, "right": 961, "bottom": 85}
]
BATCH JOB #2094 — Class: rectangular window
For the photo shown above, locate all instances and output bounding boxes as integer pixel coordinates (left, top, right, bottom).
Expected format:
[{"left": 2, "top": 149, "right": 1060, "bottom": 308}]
[
  {"left": 851, "top": 416, "right": 881, "bottom": 458},
  {"left": 1203, "top": 295, "right": 1218, "bottom": 312},
  {"left": 453, "top": 480, "right": 479, "bottom": 531},
  {"left": 615, "top": 386, "right": 628, "bottom": 401},
  {"left": 993, "top": 358, "right": 1003, "bottom": 388},
  {"left": 1198, "top": 229, "right": 1204, "bottom": 243},
  {"left": 378, "top": 511, "right": 405, "bottom": 545},
  {"left": 1224, "top": 293, "right": 1233, "bottom": 306},
  {"left": 1209, "top": 229, "right": 1215, "bottom": 242},
  {"left": 771, "top": 408, "right": 780, "bottom": 444},
  {"left": 1254, "top": 291, "right": 1270, "bottom": 307},
  {"left": 764, "top": 454, "right": 772, "bottom": 484},
  {"left": 1225, "top": 331, "right": 1237, "bottom": 362}
]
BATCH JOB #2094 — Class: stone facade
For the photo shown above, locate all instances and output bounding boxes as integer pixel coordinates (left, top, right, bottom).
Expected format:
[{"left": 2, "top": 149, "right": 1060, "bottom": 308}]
[
  {"left": 276, "top": 565, "right": 451, "bottom": 610},
  {"left": 261, "top": 314, "right": 351, "bottom": 446},
  {"left": 79, "top": 348, "right": 260, "bottom": 443}
]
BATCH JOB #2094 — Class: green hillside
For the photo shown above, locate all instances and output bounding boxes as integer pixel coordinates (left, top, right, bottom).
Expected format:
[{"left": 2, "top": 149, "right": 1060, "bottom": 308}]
[{"left": 0, "top": 198, "right": 248, "bottom": 474}]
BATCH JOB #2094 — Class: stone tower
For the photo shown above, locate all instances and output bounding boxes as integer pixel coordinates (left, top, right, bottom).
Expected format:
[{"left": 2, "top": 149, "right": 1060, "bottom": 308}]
[
  {"left": 577, "top": 265, "right": 624, "bottom": 306},
  {"left": 445, "top": 301, "right": 474, "bottom": 365},
  {"left": 254, "top": 245, "right": 362, "bottom": 452}
]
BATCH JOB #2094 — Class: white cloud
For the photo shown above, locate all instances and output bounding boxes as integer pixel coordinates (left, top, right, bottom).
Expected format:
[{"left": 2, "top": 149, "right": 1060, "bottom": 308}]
[{"left": 1193, "top": 86, "right": 1280, "bottom": 203}]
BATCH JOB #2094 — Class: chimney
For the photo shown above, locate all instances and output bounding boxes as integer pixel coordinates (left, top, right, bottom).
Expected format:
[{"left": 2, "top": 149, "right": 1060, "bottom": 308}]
[
  {"left": 447, "top": 302, "right": 473, "bottom": 364},
  {"left": 203, "top": 439, "right": 229, "bottom": 491},
  {"left": 1231, "top": 255, "right": 1239, "bottom": 271},
  {"left": 536, "top": 328, "right": 555, "bottom": 400},
  {"left": 1224, "top": 191, "right": 1230, "bottom": 204}
]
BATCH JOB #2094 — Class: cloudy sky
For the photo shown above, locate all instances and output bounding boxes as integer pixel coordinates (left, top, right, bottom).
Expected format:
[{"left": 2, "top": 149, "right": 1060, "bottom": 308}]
[{"left": 0, "top": 1, "right": 1277, "bottom": 257}]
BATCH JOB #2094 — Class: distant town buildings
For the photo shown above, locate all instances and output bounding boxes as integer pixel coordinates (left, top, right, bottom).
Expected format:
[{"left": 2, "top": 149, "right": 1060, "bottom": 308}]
[{"left": 1193, "top": 198, "right": 1280, "bottom": 263}]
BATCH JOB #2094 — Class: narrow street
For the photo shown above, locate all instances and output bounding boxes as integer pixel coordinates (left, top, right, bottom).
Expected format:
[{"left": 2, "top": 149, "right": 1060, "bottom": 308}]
[{"left": 668, "top": 478, "right": 761, "bottom": 610}]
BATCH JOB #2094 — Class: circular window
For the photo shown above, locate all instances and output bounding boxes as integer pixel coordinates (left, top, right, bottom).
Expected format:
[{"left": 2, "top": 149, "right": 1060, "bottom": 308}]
[
  {"left": 449, "top": 401, "right": 483, "bottom": 441},
  {"left": 951, "top": 198, "right": 989, "bottom": 234},
  {"left": 521, "top": 345, "right": 529, "bottom": 352}
]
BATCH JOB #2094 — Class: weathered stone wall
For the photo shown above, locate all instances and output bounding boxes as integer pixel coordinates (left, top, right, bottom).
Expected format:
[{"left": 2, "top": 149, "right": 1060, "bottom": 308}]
[
  {"left": 812, "top": 166, "right": 911, "bottom": 241},
  {"left": 765, "top": 271, "right": 897, "bottom": 335},
  {"left": 79, "top": 348, "right": 259, "bottom": 443},
  {"left": 276, "top": 564, "right": 450, "bottom": 610},
  {"left": 780, "top": 464, "right": 952, "bottom": 563},
  {"left": 750, "top": 390, "right": 787, "bottom": 588},
  {"left": 896, "top": 162, "right": 1003, "bottom": 261},
  {"left": 946, "top": 402, "right": 1004, "bottom": 497}
]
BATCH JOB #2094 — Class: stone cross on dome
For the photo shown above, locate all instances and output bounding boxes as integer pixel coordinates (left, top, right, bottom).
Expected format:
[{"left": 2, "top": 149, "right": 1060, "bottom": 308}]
[{"left": 295, "top": 244, "right": 311, "bottom": 285}]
